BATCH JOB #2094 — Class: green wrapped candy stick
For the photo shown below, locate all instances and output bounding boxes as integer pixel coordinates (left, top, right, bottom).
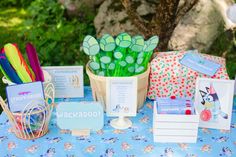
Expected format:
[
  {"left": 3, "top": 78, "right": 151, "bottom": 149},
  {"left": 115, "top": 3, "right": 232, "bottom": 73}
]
[
  {"left": 99, "top": 34, "right": 116, "bottom": 75},
  {"left": 142, "top": 35, "right": 159, "bottom": 69},
  {"left": 119, "top": 60, "right": 127, "bottom": 67},
  {"left": 136, "top": 57, "right": 144, "bottom": 65},
  {"left": 89, "top": 61, "right": 100, "bottom": 70},
  {"left": 115, "top": 33, "right": 131, "bottom": 57},
  {"left": 135, "top": 65, "right": 145, "bottom": 74},
  {"left": 83, "top": 35, "right": 100, "bottom": 56},
  {"left": 108, "top": 62, "right": 115, "bottom": 70},
  {"left": 100, "top": 56, "right": 111, "bottom": 64},
  {"left": 100, "top": 62, "right": 106, "bottom": 69},
  {"left": 98, "top": 70, "right": 106, "bottom": 76},
  {"left": 130, "top": 35, "right": 145, "bottom": 52},
  {"left": 125, "top": 55, "right": 135, "bottom": 64},
  {"left": 99, "top": 34, "right": 116, "bottom": 52},
  {"left": 144, "top": 35, "right": 159, "bottom": 52},
  {"left": 129, "top": 35, "right": 144, "bottom": 60},
  {"left": 114, "top": 60, "right": 127, "bottom": 76},
  {"left": 108, "top": 62, "right": 116, "bottom": 76},
  {"left": 124, "top": 55, "right": 135, "bottom": 76},
  {"left": 113, "top": 47, "right": 125, "bottom": 76},
  {"left": 83, "top": 35, "right": 101, "bottom": 69},
  {"left": 123, "top": 64, "right": 135, "bottom": 76},
  {"left": 100, "top": 55, "right": 112, "bottom": 76},
  {"left": 88, "top": 61, "right": 100, "bottom": 75},
  {"left": 137, "top": 51, "right": 144, "bottom": 58},
  {"left": 128, "top": 66, "right": 135, "bottom": 73},
  {"left": 113, "top": 33, "right": 132, "bottom": 76},
  {"left": 114, "top": 48, "right": 124, "bottom": 60}
]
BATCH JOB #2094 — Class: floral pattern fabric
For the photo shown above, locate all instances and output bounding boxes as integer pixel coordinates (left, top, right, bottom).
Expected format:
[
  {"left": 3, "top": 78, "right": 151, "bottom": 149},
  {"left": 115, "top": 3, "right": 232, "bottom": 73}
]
[
  {"left": 0, "top": 87, "right": 236, "bottom": 157},
  {"left": 147, "top": 51, "right": 229, "bottom": 100}
]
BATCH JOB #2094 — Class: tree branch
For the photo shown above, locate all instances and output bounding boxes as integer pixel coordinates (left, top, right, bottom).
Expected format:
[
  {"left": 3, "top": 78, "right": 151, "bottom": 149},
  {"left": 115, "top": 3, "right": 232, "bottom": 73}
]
[
  {"left": 120, "top": 0, "right": 151, "bottom": 37},
  {"left": 175, "top": 0, "right": 199, "bottom": 26},
  {"left": 151, "top": 0, "right": 180, "bottom": 49}
]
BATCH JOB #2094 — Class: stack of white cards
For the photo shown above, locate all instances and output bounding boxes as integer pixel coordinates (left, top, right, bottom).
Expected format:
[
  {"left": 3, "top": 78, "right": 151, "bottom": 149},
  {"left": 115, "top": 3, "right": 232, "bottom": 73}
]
[{"left": 153, "top": 101, "right": 200, "bottom": 143}]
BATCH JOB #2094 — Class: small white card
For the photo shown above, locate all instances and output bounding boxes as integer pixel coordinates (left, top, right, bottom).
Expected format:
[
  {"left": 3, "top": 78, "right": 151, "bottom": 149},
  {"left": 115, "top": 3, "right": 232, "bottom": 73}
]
[
  {"left": 43, "top": 66, "right": 84, "bottom": 98},
  {"left": 106, "top": 77, "right": 137, "bottom": 117}
]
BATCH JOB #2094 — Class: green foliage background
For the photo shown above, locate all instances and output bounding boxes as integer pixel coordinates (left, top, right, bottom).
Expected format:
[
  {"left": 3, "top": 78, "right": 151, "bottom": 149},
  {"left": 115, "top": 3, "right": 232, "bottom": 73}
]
[
  {"left": 0, "top": 0, "right": 235, "bottom": 114},
  {"left": 0, "top": 0, "right": 95, "bottom": 100}
]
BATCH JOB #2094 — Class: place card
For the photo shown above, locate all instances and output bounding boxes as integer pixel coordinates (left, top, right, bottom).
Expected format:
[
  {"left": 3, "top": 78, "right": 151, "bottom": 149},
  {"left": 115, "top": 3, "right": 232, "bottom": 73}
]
[
  {"left": 106, "top": 77, "right": 137, "bottom": 117},
  {"left": 180, "top": 51, "right": 221, "bottom": 76},
  {"left": 43, "top": 66, "right": 84, "bottom": 98},
  {"left": 56, "top": 102, "right": 104, "bottom": 136},
  {"left": 6, "top": 82, "right": 45, "bottom": 112}
]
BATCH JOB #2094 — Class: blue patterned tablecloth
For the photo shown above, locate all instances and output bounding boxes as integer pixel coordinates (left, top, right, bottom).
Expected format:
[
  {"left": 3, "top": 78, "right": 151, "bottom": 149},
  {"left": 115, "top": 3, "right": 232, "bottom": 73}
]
[{"left": 0, "top": 87, "right": 236, "bottom": 157}]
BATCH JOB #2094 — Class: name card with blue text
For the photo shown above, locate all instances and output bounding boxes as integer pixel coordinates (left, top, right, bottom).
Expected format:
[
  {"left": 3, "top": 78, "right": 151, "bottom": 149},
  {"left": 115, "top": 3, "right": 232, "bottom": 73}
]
[
  {"left": 6, "top": 82, "right": 45, "bottom": 112},
  {"left": 180, "top": 51, "right": 221, "bottom": 76},
  {"left": 56, "top": 102, "right": 104, "bottom": 131}
]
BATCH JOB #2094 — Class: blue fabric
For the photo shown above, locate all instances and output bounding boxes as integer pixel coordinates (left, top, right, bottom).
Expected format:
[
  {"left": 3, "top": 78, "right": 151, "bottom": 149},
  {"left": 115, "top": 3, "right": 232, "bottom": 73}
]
[{"left": 0, "top": 86, "right": 236, "bottom": 157}]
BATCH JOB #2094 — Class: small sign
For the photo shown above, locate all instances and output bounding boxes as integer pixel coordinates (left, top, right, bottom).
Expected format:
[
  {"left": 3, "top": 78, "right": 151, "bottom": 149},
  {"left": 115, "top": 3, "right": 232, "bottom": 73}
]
[
  {"left": 180, "top": 51, "right": 221, "bottom": 76},
  {"left": 106, "top": 77, "right": 137, "bottom": 117},
  {"left": 6, "top": 82, "right": 45, "bottom": 112},
  {"left": 56, "top": 102, "right": 104, "bottom": 131},
  {"left": 43, "top": 66, "right": 84, "bottom": 98}
]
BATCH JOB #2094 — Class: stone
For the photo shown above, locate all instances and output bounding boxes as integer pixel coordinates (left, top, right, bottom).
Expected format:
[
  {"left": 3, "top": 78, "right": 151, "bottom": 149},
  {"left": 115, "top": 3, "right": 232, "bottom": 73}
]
[
  {"left": 94, "top": 0, "right": 136, "bottom": 37},
  {"left": 168, "top": 0, "right": 236, "bottom": 51},
  {"left": 94, "top": 0, "right": 156, "bottom": 37}
]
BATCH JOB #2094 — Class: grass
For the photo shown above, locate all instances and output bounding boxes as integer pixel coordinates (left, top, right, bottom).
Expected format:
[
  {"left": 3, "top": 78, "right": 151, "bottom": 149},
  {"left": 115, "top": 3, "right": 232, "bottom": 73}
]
[{"left": 0, "top": 8, "right": 27, "bottom": 45}]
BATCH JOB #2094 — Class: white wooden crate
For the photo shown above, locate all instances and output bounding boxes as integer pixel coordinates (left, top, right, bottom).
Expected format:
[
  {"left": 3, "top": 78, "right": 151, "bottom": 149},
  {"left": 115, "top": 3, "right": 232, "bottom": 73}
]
[{"left": 153, "top": 101, "right": 199, "bottom": 143}]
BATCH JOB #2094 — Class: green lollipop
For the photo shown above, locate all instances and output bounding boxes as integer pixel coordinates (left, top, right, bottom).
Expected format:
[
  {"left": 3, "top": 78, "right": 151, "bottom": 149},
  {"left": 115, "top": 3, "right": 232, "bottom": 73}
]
[
  {"left": 125, "top": 55, "right": 135, "bottom": 64},
  {"left": 114, "top": 48, "right": 124, "bottom": 60},
  {"left": 137, "top": 51, "right": 144, "bottom": 58},
  {"left": 100, "top": 62, "right": 106, "bottom": 69},
  {"left": 113, "top": 33, "right": 132, "bottom": 77},
  {"left": 119, "top": 60, "right": 127, "bottom": 67},
  {"left": 99, "top": 34, "right": 116, "bottom": 52},
  {"left": 108, "top": 62, "right": 116, "bottom": 70},
  {"left": 130, "top": 35, "right": 145, "bottom": 52},
  {"left": 128, "top": 35, "right": 144, "bottom": 61},
  {"left": 143, "top": 36, "right": 159, "bottom": 52},
  {"left": 115, "top": 32, "right": 132, "bottom": 48},
  {"left": 107, "top": 62, "right": 116, "bottom": 76},
  {"left": 98, "top": 70, "right": 105, "bottom": 76},
  {"left": 128, "top": 66, "right": 135, "bottom": 73},
  {"left": 135, "top": 65, "right": 145, "bottom": 74},
  {"left": 83, "top": 35, "right": 100, "bottom": 56},
  {"left": 123, "top": 64, "right": 135, "bottom": 76},
  {"left": 83, "top": 35, "right": 101, "bottom": 73},
  {"left": 113, "top": 60, "right": 127, "bottom": 76},
  {"left": 89, "top": 61, "right": 100, "bottom": 70},
  {"left": 100, "top": 56, "right": 111, "bottom": 64},
  {"left": 136, "top": 57, "right": 144, "bottom": 65}
]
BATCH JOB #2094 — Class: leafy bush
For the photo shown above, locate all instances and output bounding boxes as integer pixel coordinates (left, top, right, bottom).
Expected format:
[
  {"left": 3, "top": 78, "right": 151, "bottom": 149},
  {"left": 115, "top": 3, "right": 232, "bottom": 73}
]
[
  {"left": 0, "top": 0, "right": 96, "bottom": 113},
  {"left": 206, "top": 29, "right": 236, "bottom": 79},
  {"left": 20, "top": 0, "right": 95, "bottom": 82},
  {"left": 0, "top": 0, "right": 31, "bottom": 8},
  {"left": 0, "top": 0, "right": 95, "bottom": 83}
]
